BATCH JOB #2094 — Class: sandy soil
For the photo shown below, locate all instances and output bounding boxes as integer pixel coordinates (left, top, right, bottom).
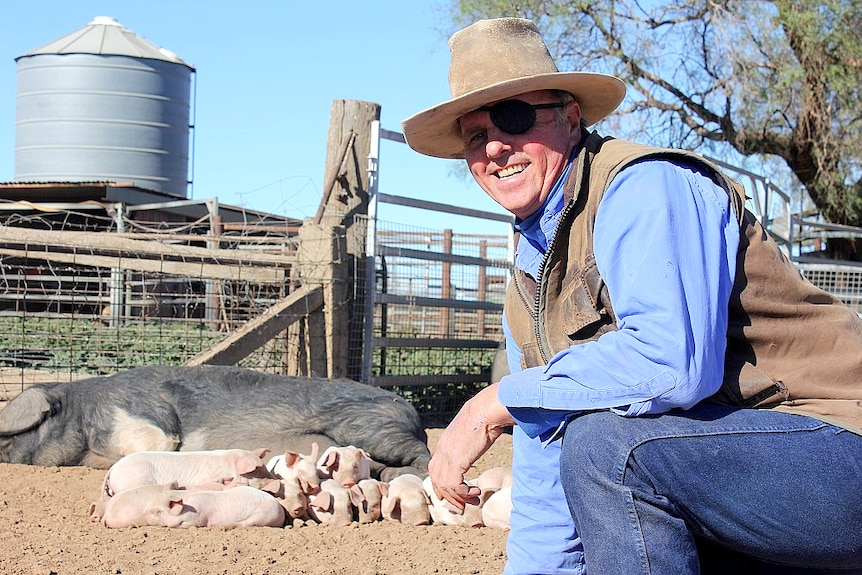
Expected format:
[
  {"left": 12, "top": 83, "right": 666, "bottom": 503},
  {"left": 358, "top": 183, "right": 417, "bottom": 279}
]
[{"left": 0, "top": 428, "right": 512, "bottom": 575}]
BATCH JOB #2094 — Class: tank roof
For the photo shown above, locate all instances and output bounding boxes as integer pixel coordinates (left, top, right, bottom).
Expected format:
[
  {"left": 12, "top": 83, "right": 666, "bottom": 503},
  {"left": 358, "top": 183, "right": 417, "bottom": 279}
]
[{"left": 16, "top": 16, "right": 194, "bottom": 70}]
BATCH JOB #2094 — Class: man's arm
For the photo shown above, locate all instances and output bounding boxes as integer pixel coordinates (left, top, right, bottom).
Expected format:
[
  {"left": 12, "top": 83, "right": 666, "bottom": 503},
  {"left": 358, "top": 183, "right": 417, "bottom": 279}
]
[
  {"left": 427, "top": 383, "right": 515, "bottom": 509},
  {"left": 498, "top": 159, "right": 741, "bottom": 439}
]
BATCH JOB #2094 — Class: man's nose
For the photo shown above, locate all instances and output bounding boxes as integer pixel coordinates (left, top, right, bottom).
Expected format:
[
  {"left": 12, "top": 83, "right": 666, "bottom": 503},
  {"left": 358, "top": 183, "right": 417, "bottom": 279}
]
[{"left": 485, "top": 130, "right": 511, "bottom": 158}]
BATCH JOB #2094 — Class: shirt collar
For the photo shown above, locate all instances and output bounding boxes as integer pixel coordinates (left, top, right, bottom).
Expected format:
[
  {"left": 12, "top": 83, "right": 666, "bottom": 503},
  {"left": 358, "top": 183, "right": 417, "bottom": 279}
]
[{"left": 514, "top": 146, "right": 578, "bottom": 268}]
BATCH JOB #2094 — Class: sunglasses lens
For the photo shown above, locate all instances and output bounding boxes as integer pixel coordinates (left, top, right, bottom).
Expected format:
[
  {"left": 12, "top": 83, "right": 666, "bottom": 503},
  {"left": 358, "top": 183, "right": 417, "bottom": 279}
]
[{"left": 489, "top": 100, "right": 536, "bottom": 134}]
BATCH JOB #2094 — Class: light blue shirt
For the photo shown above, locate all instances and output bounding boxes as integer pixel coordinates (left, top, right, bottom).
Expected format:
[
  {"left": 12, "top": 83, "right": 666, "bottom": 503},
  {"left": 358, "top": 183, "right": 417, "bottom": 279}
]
[
  {"left": 500, "top": 158, "right": 741, "bottom": 575},
  {"left": 501, "top": 158, "right": 740, "bottom": 437}
]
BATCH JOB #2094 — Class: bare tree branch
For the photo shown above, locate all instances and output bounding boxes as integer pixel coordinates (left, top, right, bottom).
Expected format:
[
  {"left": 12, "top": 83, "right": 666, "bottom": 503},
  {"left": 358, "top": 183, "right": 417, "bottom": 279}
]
[{"left": 453, "top": 0, "right": 862, "bottom": 228}]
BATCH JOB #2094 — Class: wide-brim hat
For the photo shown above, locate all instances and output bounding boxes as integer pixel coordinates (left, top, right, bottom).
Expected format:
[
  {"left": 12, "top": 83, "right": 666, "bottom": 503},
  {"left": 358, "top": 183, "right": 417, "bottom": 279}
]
[{"left": 401, "top": 18, "right": 626, "bottom": 159}]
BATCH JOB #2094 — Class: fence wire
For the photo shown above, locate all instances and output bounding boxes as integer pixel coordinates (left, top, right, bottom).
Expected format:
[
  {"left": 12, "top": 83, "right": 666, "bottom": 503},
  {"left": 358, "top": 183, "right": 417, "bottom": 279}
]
[
  {"left": 0, "top": 205, "right": 300, "bottom": 395},
  {"left": 354, "top": 214, "right": 511, "bottom": 424}
]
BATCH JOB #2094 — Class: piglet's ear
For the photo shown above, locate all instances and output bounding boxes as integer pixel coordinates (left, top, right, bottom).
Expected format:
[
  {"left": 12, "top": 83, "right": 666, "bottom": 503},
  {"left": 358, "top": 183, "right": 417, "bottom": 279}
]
[
  {"left": 284, "top": 451, "right": 300, "bottom": 467},
  {"left": 348, "top": 484, "right": 365, "bottom": 507},
  {"left": 260, "top": 479, "right": 283, "bottom": 496},
  {"left": 168, "top": 498, "right": 185, "bottom": 516},
  {"left": 311, "top": 491, "right": 332, "bottom": 510},
  {"left": 236, "top": 456, "right": 262, "bottom": 475},
  {"left": 325, "top": 451, "right": 339, "bottom": 469},
  {"left": 298, "top": 476, "right": 312, "bottom": 494}
]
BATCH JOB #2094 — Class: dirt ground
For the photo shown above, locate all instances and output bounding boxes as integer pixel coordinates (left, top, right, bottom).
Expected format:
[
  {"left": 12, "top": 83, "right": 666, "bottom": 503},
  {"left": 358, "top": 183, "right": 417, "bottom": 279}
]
[{"left": 0, "top": 427, "right": 512, "bottom": 575}]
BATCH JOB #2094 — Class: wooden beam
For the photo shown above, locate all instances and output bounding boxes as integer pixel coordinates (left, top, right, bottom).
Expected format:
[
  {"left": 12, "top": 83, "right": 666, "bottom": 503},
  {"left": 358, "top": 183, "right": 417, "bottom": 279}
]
[
  {"left": 0, "top": 247, "right": 285, "bottom": 284},
  {"left": 183, "top": 285, "right": 324, "bottom": 366},
  {"left": 0, "top": 225, "right": 295, "bottom": 268}
]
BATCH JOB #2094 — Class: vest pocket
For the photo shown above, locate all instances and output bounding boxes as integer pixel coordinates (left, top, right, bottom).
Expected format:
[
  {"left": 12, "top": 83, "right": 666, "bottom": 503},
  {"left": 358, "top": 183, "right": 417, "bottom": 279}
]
[
  {"left": 560, "top": 279, "right": 604, "bottom": 337},
  {"left": 713, "top": 362, "right": 789, "bottom": 408}
]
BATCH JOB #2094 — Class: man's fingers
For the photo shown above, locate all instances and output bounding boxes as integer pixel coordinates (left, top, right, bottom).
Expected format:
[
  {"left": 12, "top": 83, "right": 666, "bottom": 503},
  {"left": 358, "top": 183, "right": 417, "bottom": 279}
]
[{"left": 434, "top": 482, "right": 481, "bottom": 510}]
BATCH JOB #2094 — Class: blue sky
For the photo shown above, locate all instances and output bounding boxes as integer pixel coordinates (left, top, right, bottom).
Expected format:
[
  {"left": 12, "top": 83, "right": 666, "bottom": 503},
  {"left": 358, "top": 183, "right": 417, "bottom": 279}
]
[{"left": 1, "top": 1, "right": 511, "bottom": 235}]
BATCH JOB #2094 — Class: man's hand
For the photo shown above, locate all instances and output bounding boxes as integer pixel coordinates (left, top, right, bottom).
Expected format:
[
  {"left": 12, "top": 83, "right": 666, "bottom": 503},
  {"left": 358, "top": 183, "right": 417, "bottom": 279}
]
[{"left": 428, "top": 383, "right": 515, "bottom": 509}]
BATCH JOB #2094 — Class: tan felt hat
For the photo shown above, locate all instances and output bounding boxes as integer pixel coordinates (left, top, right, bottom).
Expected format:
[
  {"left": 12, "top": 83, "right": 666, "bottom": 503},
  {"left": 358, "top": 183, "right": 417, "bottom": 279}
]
[{"left": 401, "top": 18, "right": 626, "bottom": 159}]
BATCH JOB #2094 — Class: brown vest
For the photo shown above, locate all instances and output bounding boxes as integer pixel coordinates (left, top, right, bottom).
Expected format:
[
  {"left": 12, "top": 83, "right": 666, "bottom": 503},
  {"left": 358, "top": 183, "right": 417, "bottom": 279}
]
[{"left": 505, "top": 131, "right": 862, "bottom": 433}]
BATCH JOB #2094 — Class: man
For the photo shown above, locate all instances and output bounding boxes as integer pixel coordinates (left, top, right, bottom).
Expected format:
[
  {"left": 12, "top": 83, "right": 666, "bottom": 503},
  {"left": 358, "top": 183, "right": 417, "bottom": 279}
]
[{"left": 401, "top": 17, "right": 862, "bottom": 575}]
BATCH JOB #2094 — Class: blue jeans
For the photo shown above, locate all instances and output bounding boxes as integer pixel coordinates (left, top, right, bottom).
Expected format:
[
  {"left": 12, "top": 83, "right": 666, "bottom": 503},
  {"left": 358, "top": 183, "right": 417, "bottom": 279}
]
[{"left": 560, "top": 404, "right": 862, "bottom": 574}]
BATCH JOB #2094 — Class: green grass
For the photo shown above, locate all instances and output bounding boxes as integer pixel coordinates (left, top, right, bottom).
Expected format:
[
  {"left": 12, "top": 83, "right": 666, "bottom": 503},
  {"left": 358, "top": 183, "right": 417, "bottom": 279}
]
[
  {"left": 0, "top": 316, "right": 494, "bottom": 421},
  {"left": 0, "top": 316, "right": 223, "bottom": 375}
]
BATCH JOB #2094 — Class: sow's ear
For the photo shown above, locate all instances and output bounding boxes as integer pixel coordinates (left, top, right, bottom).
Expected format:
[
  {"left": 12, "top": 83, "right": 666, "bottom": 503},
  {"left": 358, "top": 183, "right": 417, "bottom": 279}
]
[{"left": 0, "top": 387, "right": 54, "bottom": 435}]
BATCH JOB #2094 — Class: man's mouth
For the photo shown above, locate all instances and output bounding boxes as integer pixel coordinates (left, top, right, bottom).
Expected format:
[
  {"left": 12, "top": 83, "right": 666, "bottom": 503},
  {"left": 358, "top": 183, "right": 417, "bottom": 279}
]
[{"left": 496, "top": 163, "right": 527, "bottom": 179}]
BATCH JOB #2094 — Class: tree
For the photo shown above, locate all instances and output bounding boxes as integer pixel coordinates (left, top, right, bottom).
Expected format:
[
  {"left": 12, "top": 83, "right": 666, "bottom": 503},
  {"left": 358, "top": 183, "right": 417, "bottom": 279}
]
[{"left": 449, "top": 1, "right": 862, "bottom": 236}]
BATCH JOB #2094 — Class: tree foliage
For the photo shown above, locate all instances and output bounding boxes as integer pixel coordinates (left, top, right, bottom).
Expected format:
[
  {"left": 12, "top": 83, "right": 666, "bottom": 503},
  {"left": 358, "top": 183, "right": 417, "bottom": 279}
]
[{"left": 449, "top": 0, "right": 862, "bottom": 228}]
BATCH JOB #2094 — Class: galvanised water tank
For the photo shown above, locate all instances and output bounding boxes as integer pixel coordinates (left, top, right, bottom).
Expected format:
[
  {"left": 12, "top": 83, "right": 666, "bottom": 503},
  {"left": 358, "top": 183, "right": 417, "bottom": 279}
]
[{"left": 13, "top": 16, "right": 195, "bottom": 196}]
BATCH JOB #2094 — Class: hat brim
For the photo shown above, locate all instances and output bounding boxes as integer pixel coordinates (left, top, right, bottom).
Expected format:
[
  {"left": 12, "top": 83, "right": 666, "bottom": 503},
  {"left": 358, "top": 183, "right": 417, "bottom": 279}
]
[{"left": 401, "top": 72, "right": 626, "bottom": 159}]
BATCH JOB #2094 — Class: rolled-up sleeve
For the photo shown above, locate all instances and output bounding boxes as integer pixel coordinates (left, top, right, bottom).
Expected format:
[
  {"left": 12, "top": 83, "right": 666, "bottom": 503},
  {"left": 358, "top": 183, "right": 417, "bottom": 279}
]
[{"left": 498, "top": 160, "right": 740, "bottom": 439}]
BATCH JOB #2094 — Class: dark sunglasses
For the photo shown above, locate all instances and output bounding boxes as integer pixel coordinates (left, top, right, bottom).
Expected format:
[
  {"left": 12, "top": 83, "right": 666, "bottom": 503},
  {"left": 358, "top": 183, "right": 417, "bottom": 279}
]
[{"left": 476, "top": 100, "right": 566, "bottom": 135}]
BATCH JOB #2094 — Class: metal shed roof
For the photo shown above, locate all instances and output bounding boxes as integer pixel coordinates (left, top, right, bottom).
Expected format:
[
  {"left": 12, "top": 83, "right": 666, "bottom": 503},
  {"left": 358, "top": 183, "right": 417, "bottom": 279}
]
[{"left": 16, "top": 16, "right": 194, "bottom": 70}]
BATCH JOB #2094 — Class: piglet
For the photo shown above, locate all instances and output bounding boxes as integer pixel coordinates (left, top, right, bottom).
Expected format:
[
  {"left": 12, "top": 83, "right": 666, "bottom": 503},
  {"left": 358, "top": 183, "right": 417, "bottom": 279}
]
[
  {"left": 422, "top": 475, "right": 485, "bottom": 527},
  {"left": 89, "top": 448, "right": 275, "bottom": 522},
  {"left": 103, "top": 448, "right": 273, "bottom": 496},
  {"left": 265, "top": 477, "right": 309, "bottom": 520},
  {"left": 95, "top": 484, "right": 286, "bottom": 529},
  {"left": 474, "top": 466, "right": 513, "bottom": 492},
  {"left": 316, "top": 445, "right": 372, "bottom": 488},
  {"left": 306, "top": 479, "right": 354, "bottom": 526},
  {"left": 349, "top": 478, "right": 388, "bottom": 523},
  {"left": 381, "top": 473, "right": 431, "bottom": 526},
  {"left": 481, "top": 486, "right": 512, "bottom": 530},
  {"left": 266, "top": 442, "right": 320, "bottom": 494}
]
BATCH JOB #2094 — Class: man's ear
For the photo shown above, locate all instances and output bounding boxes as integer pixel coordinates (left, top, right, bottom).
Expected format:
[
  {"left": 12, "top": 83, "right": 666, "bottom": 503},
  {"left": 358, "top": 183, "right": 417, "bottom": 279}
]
[{"left": 566, "top": 101, "right": 583, "bottom": 138}]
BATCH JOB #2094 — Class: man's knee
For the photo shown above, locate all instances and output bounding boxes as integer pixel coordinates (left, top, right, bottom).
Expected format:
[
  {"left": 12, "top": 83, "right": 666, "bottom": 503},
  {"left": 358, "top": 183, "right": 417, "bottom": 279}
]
[{"left": 560, "top": 411, "right": 631, "bottom": 491}]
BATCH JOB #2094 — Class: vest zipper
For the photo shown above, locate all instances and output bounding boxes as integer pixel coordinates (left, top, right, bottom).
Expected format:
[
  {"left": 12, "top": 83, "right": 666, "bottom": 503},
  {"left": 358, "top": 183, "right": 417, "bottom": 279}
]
[
  {"left": 533, "top": 197, "right": 578, "bottom": 364},
  {"left": 521, "top": 129, "right": 601, "bottom": 366}
]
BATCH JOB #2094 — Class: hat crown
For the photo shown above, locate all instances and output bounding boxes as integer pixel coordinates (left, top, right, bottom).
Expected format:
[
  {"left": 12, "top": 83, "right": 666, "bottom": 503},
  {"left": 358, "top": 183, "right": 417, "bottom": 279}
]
[{"left": 448, "top": 18, "right": 559, "bottom": 98}]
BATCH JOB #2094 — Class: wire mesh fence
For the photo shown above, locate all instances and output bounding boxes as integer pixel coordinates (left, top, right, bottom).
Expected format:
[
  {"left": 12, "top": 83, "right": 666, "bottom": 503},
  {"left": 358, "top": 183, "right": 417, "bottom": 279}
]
[
  {"left": 0, "top": 201, "right": 513, "bottom": 425},
  {"left": 0, "top": 203, "right": 301, "bottom": 397},
  {"left": 797, "top": 262, "right": 862, "bottom": 315},
  {"left": 353, "top": 213, "right": 512, "bottom": 424}
]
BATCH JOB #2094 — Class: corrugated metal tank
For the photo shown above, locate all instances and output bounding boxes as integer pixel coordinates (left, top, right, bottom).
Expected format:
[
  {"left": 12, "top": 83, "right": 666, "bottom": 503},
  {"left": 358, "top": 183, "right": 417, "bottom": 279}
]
[{"left": 13, "top": 16, "right": 195, "bottom": 197}]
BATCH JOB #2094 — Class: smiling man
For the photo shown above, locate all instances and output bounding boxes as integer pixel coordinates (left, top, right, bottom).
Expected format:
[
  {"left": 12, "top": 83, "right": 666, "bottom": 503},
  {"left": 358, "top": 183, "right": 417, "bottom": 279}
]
[{"left": 402, "top": 17, "right": 862, "bottom": 575}]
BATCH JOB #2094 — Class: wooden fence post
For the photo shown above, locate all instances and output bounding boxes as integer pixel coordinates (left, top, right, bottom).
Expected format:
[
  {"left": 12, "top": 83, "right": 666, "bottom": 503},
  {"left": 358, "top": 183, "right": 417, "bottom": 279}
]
[
  {"left": 314, "top": 99, "right": 381, "bottom": 381},
  {"left": 441, "top": 229, "right": 453, "bottom": 337},
  {"left": 291, "top": 221, "right": 349, "bottom": 378}
]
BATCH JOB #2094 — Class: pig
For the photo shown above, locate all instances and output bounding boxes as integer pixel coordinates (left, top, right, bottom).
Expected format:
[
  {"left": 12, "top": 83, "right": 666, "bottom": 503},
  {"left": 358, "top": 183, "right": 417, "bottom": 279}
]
[
  {"left": 102, "top": 449, "right": 274, "bottom": 496},
  {"left": 266, "top": 442, "right": 320, "bottom": 494},
  {"left": 481, "top": 486, "right": 512, "bottom": 530},
  {"left": 94, "top": 484, "right": 286, "bottom": 529},
  {"left": 266, "top": 477, "right": 309, "bottom": 520},
  {"left": 422, "top": 475, "right": 485, "bottom": 527},
  {"left": 0, "top": 365, "right": 430, "bottom": 480},
  {"left": 381, "top": 473, "right": 431, "bottom": 526},
  {"left": 349, "top": 478, "right": 388, "bottom": 523},
  {"left": 316, "top": 445, "right": 371, "bottom": 488},
  {"left": 89, "top": 448, "right": 277, "bottom": 523},
  {"left": 306, "top": 479, "right": 354, "bottom": 526},
  {"left": 474, "top": 465, "right": 513, "bottom": 493}
]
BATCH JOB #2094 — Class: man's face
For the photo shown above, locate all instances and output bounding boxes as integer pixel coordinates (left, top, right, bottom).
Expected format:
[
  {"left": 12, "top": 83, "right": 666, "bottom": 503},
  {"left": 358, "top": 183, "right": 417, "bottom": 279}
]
[{"left": 459, "top": 91, "right": 582, "bottom": 220}]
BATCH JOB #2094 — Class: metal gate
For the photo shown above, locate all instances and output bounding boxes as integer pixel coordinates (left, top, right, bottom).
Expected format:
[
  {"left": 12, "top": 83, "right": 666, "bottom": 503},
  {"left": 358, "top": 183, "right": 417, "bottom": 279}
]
[{"left": 360, "top": 122, "right": 514, "bottom": 389}]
